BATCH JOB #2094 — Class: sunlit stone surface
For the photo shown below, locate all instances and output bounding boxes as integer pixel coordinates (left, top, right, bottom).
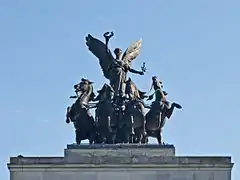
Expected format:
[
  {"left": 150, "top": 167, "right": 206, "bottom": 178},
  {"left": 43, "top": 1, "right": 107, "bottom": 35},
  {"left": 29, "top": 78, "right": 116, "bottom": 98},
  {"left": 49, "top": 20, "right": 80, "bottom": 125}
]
[{"left": 7, "top": 144, "right": 233, "bottom": 180}]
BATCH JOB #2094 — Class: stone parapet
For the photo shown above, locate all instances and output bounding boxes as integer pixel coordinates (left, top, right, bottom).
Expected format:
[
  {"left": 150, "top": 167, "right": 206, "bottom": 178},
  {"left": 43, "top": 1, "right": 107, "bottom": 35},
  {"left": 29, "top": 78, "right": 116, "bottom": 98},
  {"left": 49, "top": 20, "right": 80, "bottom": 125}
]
[
  {"left": 8, "top": 144, "right": 232, "bottom": 166},
  {"left": 7, "top": 144, "right": 234, "bottom": 180}
]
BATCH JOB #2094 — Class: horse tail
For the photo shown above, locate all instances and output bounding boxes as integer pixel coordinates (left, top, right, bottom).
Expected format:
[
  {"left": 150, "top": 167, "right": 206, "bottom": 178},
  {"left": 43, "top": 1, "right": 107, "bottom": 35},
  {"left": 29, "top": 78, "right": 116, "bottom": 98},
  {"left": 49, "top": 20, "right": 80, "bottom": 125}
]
[{"left": 66, "top": 106, "right": 71, "bottom": 123}]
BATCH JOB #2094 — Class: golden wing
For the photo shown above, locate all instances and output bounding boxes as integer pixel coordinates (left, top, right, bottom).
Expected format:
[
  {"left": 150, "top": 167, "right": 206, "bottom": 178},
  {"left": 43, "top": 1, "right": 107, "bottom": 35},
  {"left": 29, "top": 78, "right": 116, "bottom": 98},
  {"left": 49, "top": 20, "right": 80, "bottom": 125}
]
[{"left": 121, "top": 39, "right": 142, "bottom": 65}]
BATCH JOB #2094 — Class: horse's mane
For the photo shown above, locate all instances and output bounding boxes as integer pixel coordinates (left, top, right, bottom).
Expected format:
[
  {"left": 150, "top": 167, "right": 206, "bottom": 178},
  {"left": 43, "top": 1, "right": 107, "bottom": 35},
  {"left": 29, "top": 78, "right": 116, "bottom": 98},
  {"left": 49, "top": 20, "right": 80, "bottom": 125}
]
[
  {"left": 95, "top": 83, "right": 113, "bottom": 101},
  {"left": 88, "top": 84, "right": 96, "bottom": 100},
  {"left": 80, "top": 83, "right": 95, "bottom": 101},
  {"left": 90, "top": 91, "right": 95, "bottom": 101}
]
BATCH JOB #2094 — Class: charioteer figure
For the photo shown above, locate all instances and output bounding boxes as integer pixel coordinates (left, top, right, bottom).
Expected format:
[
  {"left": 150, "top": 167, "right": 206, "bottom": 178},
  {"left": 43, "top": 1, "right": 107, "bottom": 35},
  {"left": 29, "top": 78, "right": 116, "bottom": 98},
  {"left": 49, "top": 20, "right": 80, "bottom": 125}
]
[
  {"left": 125, "top": 77, "right": 150, "bottom": 109},
  {"left": 93, "top": 84, "right": 114, "bottom": 122}
]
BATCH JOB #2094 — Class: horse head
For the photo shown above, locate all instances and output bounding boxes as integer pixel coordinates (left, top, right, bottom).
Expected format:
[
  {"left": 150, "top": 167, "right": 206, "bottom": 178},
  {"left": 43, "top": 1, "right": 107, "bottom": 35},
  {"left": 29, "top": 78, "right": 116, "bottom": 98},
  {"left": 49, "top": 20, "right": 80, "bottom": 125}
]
[
  {"left": 70, "top": 78, "right": 95, "bottom": 115},
  {"left": 74, "top": 78, "right": 93, "bottom": 93},
  {"left": 150, "top": 76, "right": 163, "bottom": 91},
  {"left": 96, "top": 83, "right": 114, "bottom": 102}
]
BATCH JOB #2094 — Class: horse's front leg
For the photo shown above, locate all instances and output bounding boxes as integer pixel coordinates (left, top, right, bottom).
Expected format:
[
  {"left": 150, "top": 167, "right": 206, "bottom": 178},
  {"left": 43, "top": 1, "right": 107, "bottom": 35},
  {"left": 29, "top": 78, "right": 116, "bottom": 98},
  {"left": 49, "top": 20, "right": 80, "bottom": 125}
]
[
  {"left": 107, "top": 116, "right": 112, "bottom": 133},
  {"left": 106, "top": 115, "right": 115, "bottom": 144},
  {"left": 130, "top": 115, "right": 135, "bottom": 135},
  {"left": 157, "top": 114, "right": 167, "bottom": 144},
  {"left": 157, "top": 129, "right": 163, "bottom": 144},
  {"left": 89, "top": 139, "right": 94, "bottom": 144},
  {"left": 129, "top": 115, "right": 135, "bottom": 144},
  {"left": 141, "top": 134, "right": 149, "bottom": 144},
  {"left": 140, "top": 112, "right": 147, "bottom": 142},
  {"left": 75, "top": 129, "right": 81, "bottom": 144}
]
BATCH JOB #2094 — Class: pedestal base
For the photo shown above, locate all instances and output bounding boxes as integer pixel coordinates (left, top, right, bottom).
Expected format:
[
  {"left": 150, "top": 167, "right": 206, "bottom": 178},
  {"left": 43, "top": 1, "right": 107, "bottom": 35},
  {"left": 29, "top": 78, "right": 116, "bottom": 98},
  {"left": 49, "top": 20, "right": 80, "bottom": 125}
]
[{"left": 7, "top": 144, "right": 233, "bottom": 180}]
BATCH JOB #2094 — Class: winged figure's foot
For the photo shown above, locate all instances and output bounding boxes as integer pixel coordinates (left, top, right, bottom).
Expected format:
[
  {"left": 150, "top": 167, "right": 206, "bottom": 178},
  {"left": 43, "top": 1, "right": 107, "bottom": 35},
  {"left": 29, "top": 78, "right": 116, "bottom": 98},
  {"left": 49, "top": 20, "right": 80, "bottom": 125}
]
[{"left": 172, "top": 102, "right": 182, "bottom": 109}]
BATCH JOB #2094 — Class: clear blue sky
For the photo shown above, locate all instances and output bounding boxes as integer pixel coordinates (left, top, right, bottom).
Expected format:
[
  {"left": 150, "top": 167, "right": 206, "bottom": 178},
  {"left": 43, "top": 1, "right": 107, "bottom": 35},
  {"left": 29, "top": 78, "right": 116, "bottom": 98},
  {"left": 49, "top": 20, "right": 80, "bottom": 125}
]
[{"left": 0, "top": 0, "right": 239, "bottom": 179}]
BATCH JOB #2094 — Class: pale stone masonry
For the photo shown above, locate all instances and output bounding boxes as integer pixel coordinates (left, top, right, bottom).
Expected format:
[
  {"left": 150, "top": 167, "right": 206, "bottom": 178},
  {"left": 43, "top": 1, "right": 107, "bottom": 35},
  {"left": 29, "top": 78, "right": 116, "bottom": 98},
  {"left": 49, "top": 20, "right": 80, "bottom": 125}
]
[{"left": 7, "top": 144, "right": 234, "bottom": 180}]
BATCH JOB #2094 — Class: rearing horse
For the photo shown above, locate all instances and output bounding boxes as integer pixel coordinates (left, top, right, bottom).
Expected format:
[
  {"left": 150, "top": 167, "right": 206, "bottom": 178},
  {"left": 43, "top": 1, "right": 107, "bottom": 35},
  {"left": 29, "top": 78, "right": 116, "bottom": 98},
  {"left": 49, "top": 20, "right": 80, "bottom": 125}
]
[
  {"left": 94, "top": 83, "right": 116, "bottom": 144},
  {"left": 65, "top": 78, "right": 96, "bottom": 144},
  {"left": 111, "top": 91, "right": 131, "bottom": 143},
  {"left": 145, "top": 76, "right": 182, "bottom": 144},
  {"left": 125, "top": 78, "right": 148, "bottom": 144}
]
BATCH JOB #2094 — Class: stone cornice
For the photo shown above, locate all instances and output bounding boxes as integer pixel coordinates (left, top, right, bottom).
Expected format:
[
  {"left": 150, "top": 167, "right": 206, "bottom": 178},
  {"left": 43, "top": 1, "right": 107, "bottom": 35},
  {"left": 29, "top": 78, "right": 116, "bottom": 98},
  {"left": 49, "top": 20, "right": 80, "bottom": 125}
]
[
  {"left": 7, "top": 144, "right": 234, "bottom": 174},
  {"left": 66, "top": 144, "right": 175, "bottom": 149},
  {"left": 8, "top": 156, "right": 232, "bottom": 165},
  {"left": 8, "top": 163, "right": 234, "bottom": 172}
]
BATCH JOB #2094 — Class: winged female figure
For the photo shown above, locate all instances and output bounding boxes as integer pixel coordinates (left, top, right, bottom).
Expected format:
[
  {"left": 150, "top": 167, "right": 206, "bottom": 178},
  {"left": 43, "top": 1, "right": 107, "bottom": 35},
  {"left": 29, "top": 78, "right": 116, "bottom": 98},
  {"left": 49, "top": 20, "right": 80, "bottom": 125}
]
[{"left": 85, "top": 32, "right": 145, "bottom": 97}]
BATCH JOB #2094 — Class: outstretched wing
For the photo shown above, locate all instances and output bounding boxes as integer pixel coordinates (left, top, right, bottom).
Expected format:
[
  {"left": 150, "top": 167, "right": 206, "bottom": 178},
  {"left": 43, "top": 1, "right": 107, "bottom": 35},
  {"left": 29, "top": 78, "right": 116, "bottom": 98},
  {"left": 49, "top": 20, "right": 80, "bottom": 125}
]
[
  {"left": 85, "top": 34, "right": 113, "bottom": 79},
  {"left": 121, "top": 39, "right": 142, "bottom": 65}
]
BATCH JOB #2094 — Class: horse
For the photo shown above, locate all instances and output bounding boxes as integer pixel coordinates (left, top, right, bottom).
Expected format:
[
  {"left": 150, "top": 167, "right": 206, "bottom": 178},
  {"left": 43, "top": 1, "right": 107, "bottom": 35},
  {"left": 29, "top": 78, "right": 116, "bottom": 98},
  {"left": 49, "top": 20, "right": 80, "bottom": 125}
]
[
  {"left": 65, "top": 78, "right": 97, "bottom": 144},
  {"left": 94, "top": 83, "right": 116, "bottom": 144},
  {"left": 145, "top": 90, "right": 182, "bottom": 144},
  {"left": 124, "top": 78, "right": 148, "bottom": 144},
  {"left": 112, "top": 92, "right": 131, "bottom": 143}
]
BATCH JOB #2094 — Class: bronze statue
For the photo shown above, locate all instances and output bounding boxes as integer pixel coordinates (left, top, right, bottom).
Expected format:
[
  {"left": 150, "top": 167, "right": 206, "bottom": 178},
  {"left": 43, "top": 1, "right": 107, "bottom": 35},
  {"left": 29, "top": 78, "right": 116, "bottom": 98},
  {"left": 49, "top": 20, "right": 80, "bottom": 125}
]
[
  {"left": 65, "top": 31, "right": 182, "bottom": 145},
  {"left": 65, "top": 78, "right": 97, "bottom": 144},
  {"left": 85, "top": 32, "right": 145, "bottom": 96},
  {"left": 145, "top": 76, "right": 182, "bottom": 144},
  {"left": 111, "top": 91, "right": 131, "bottom": 143},
  {"left": 93, "top": 84, "right": 116, "bottom": 144},
  {"left": 125, "top": 78, "right": 148, "bottom": 143}
]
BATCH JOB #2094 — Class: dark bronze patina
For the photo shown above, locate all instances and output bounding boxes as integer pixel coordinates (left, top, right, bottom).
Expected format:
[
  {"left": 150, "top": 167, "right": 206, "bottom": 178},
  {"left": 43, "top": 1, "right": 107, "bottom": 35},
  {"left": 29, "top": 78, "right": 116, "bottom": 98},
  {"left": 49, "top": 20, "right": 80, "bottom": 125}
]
[{"left": 65, "top": 32, "right": 182, "bottom": 144}]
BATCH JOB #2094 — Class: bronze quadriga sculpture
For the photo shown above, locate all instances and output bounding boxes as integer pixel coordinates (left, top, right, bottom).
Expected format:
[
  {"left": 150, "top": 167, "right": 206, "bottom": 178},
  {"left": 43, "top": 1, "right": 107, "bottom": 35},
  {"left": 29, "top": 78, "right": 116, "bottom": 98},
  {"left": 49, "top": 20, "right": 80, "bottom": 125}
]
[{"left": 66, "top": 32, "right": 182, "bottom": 145}]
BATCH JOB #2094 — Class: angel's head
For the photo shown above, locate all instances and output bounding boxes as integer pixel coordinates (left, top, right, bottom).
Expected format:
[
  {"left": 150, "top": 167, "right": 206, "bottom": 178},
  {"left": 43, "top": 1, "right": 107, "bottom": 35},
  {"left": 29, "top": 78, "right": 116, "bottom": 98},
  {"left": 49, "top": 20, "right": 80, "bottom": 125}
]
[{"left": 114, "top": 48, "right": 122, "bottom": 59}]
